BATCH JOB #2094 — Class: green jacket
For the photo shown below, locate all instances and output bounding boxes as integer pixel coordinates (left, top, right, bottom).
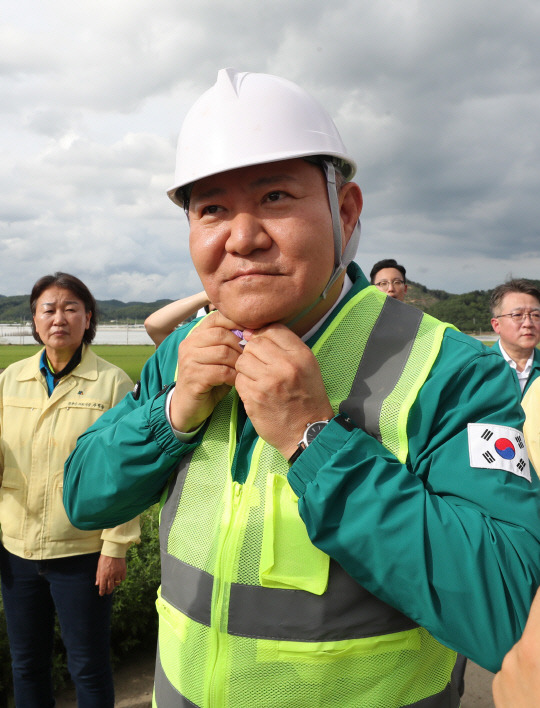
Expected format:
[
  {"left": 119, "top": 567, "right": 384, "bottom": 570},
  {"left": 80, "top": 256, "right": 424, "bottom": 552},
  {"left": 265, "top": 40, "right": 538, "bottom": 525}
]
[
  {"left": 153, "top": 285, "right": 460, "bottom": 707},
  {"left": 491, "top": 339, "right": 540, "bottom": 397},
  {"left": 64, "top": 263, "right": 540, "bottom": 672}
]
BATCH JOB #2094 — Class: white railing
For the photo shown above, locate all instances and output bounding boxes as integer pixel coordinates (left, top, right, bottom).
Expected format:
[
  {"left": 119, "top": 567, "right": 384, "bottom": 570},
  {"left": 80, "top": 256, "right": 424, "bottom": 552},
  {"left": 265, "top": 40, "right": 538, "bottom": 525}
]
[{"left": 0, "top": 324, "right": 154, "bottom": 346}]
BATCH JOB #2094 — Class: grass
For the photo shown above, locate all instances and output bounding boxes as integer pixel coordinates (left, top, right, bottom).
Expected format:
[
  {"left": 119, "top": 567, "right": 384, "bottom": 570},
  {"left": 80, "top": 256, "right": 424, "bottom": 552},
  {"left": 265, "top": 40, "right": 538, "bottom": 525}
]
[
  {"left": 90, "top": 345, "right": 155, "bottom": 382},
  {"left": 0, "top": 345, "right": 155, "bottom": 382}
]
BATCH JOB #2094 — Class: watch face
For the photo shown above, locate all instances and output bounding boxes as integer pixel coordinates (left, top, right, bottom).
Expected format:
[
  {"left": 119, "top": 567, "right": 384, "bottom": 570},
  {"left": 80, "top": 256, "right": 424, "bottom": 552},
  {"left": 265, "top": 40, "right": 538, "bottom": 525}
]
[{"left": 305, "top": 420, "right": 329, "bottom": 445}]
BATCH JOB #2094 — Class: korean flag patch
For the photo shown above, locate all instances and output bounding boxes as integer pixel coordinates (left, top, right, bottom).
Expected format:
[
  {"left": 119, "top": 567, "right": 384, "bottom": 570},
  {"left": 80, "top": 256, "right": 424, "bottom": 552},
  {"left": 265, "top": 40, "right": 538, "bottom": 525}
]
[{"left": 468, "top": 423, "right": 531, "bottom": 482}]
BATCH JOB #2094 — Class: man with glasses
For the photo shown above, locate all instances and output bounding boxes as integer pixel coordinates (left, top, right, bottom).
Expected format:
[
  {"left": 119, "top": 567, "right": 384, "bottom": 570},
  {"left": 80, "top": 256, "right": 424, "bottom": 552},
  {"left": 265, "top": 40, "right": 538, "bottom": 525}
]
[
  {"left": 490, "top": 279, "right": 540, "bottom": 398},
  {"left": 370, "top": 258, "right": 408, "bottom": 301}
]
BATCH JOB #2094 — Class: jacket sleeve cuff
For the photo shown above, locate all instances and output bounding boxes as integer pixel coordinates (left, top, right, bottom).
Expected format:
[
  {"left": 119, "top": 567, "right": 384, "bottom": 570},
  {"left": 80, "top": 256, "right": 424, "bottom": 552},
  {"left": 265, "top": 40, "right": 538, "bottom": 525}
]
[
  {"left": 100, "top": 540, "right": 130, "bottom": 558},
  {"left": 287, "top": 416, "right": 357, "bottom": 497},
  {"left": 149, "top": 384, "right": 203, "bottom": 456}
]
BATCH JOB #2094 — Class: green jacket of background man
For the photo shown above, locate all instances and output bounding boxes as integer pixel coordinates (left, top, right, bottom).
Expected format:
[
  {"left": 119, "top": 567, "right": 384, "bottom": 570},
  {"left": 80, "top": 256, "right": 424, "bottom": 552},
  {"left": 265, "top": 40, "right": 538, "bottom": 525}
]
[{"left": 491, "top": 338, "right": 540, "bottom": 397}]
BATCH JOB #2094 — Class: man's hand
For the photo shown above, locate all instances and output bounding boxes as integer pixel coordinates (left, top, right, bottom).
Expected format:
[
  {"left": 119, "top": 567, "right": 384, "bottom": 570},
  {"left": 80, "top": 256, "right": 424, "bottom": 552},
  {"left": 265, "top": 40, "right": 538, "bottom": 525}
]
[
  {"left": 493, "top": 587, "right": 540, "bottom": 707},
  {"left": 170, "top": 312, "right": 244, "bottom": 432},
  {"left": 96, "top": 555, "right": 127, "bottom": 596},
  {"left": 235, "top": 324, "right": 334, "bottom": 458}
]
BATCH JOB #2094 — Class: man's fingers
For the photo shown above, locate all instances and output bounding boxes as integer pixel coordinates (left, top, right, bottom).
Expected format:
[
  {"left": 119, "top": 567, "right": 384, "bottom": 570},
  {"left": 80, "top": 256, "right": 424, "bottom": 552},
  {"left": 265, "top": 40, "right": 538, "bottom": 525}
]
[
  {"left": 239, "top": 325, "right": 308, "bottom": 369},
  {"left": 243, "top": 322, "right": 298, "bottom": 347},
  {"left": 183, "top": 342, "right": 241, "bottom": 370},
  {"left": 199, "top": 310, "right": 243, "bottom": 333}
]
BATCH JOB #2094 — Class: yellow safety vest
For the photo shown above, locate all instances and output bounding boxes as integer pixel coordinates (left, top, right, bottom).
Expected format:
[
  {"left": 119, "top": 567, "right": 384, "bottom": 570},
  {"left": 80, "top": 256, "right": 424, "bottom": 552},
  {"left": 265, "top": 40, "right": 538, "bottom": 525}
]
[{"left": 154, "top": 287, "right": 459, "bottom": 708}]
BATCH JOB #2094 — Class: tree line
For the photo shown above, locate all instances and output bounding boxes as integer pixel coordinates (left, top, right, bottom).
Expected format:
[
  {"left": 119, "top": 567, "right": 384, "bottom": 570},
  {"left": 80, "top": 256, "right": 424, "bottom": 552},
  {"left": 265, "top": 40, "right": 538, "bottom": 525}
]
[
  {"left": 2, "top": 278, "right": 540, "bottom": 333},
  {"left": 404, "top": 279, "right": 540, "bottom": 332},
  {"left": 0, "top": 296, "right": 175, "bottom": 325}
]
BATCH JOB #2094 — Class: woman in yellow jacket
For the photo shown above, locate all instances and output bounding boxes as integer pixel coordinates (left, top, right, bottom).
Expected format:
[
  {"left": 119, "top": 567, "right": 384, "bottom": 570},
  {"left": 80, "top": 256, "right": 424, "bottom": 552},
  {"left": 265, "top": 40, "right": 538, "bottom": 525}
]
[{"left": 0, "top": 272, "right": 139, "bottom": 708}]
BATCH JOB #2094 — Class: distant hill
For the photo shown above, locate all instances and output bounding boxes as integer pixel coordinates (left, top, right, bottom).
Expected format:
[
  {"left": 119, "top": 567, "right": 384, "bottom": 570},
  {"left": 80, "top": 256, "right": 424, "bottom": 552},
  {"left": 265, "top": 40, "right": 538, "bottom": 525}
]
[
  {"left": 425, "top": 290, "right": 493, "bottom": 332},
  {"left": 0, "top": 295, "right": 31, "bottom": 322},
  {"left": 405, "top": 280, "right": 453, "bottom": 311},
  {"left": 409, "top": 279, "right": 540, "bottom": 332},
  {"left": 2, "top": 278, "right": 540, "bottom": 333},
  {"left": 97, "top": 299, "right": 175, "bottom": 322},
  {"left": 0, "top": 294, "right": 174, "bottom": 325}
]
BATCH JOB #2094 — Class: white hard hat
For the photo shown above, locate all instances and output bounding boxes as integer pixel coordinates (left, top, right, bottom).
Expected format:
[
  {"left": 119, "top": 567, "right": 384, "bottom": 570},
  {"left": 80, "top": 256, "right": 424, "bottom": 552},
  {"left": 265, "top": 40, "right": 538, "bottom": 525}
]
[{"left": 167, "top": 68, "right": 357, "bottom": 206}]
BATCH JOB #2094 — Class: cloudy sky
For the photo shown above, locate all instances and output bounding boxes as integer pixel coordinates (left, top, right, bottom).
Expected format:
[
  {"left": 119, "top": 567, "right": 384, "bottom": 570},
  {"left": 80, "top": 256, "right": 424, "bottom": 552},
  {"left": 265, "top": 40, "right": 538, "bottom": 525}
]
[{"left": 2, "top": 0, "right": 540, "bottom": 301}]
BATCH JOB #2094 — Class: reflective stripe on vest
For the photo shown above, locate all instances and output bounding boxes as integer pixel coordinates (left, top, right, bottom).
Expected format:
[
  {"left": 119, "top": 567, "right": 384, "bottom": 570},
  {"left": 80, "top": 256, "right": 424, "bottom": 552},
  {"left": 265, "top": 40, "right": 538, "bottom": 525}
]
[
  {"left": 160, "top": 549, "right": 417, "bottom": 641},
  {"left": 160, "top": 446, "right": 417, "bottom": 642},
  {"left": 339, "top": 295, "right": 422, "bottom": 443},
  {"left": 155, "top": 287, "right": 457, "bottom": 708}
]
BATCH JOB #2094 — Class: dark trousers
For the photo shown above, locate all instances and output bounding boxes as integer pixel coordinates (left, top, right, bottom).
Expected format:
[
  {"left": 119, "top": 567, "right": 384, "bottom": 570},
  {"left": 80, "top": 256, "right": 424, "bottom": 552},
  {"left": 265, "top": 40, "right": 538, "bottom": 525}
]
[{"left": 0, "top": 546, "right": 114, "bottom": 708}]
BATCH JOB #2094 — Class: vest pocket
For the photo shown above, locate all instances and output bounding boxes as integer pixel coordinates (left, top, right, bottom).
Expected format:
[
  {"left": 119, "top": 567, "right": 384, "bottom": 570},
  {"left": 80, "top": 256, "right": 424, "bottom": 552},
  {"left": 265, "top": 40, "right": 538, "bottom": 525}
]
[
  {"left": 271, "top": 629, "right": 422, "bottom": 663},
  {"left": 156, "top": 592, "right": 189, "bottom": 643},
  {"left": 259, "top": 473, "right": 329, "bottom": 595}
]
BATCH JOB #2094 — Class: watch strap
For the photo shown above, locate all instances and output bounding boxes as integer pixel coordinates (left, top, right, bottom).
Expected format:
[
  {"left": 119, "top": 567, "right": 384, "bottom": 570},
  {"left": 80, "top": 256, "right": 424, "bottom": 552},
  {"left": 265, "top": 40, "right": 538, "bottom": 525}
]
[
  {"left": 288, "top": 443, "right": 306, "bottom": 466},
  {"left": 288, "top": 418, "right": 332, "bottom": 465},
  {"left": 334, "top": 414, "right": 356, "bottom": 432}
]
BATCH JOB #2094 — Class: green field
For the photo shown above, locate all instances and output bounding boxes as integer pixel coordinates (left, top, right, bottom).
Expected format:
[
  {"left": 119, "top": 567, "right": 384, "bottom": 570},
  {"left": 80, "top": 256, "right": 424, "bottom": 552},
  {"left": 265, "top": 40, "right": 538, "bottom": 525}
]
[{"left": 0, "top": 345, "right": 155, "bottom": 382}]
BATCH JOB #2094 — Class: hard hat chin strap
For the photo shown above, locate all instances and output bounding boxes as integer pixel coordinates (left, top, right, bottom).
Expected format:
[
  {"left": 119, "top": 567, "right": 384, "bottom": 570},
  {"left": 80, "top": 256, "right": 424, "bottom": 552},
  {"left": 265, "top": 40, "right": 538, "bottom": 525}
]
[
  {"left": 324, "top": 160, "right": 343, "bottom": 285},
  {"left": 320, "top": 160, "right": 361, "bottom": 298},
  {"left": 285, "top": 159, "right": 361, "bottom": 329}
]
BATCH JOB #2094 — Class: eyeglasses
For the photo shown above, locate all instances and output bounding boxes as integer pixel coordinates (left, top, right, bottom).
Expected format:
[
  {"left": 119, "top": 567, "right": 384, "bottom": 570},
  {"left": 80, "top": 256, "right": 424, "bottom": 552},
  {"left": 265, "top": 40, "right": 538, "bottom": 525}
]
[
  {"left": 374, "top": 279, "right": 405, "bottom": 290},
  {"left": 494, "top": 311, "right": 540, "bottom": 323}
]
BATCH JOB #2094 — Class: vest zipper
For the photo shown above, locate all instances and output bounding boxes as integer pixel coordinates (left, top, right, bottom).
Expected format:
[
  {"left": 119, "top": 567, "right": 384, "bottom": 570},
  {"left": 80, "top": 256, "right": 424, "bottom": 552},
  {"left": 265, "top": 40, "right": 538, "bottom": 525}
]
[{"left": 207, "top": 474, "right": 249, "bottom": 705}]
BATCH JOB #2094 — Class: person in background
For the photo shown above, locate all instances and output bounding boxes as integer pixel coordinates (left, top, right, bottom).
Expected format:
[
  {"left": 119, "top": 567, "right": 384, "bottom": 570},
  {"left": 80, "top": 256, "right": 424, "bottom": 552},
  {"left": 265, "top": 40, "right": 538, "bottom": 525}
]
[
  {"left": 0, "top": 272, "right": 140, "bottom": 708},
  {"left": 493, "top": 586, "right": 540, "bottom": 707},
  {"left": 523, "top": 376, "right": 540, "bottom": 475},
  {"left": 369, "top": 257, "right": 408, "bottom": 301},
  {"left": 64, "top": 69, "right": 540, "bottom": 708},
  {"left": 144, "top": 290, "right": 214, "bottom": 347},
  {"left": 490, "top": 279, "right": 540, "bottom": 398}
]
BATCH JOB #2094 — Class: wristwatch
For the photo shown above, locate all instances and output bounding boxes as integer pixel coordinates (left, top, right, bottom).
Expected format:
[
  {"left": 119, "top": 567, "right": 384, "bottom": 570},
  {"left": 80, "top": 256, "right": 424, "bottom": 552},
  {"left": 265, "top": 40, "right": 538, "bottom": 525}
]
[{"left": 288, "top": 420, "right": 330, "bottom": 465}]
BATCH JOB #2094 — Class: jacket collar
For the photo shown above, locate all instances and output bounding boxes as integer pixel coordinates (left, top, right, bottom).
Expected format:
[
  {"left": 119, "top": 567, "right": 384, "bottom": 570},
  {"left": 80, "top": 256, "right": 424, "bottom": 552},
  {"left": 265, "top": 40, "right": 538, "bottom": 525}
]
[{"left": 16, "top": 344, "right": 99, "bottom": 383}]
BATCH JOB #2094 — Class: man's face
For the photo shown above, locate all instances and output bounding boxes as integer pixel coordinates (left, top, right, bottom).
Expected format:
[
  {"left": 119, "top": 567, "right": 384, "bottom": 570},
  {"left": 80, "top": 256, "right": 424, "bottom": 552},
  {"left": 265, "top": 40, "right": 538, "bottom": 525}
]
[
  {"left": 372, "top": 267, "right": 407, "bottom": 301},
  {"left": 188, "top": 159, "right": 361, "bottom": 330},
  {"left": 491, "top": 292, "right": 540, "bottom": 356}
]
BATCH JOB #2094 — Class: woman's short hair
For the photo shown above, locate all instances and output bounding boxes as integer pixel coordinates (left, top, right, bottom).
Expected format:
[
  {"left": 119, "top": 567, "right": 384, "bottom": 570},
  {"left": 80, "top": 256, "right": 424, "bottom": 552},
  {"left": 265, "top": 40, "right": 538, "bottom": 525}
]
[{"left": 30, "top": 272, "right": 98, "bottom": 344}]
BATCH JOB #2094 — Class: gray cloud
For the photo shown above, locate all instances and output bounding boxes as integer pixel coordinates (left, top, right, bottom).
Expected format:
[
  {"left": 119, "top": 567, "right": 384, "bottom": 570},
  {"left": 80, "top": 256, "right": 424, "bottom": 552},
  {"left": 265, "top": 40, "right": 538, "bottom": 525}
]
[{"left": 1, "top": 0, "right": 539, "bottom": 301}]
